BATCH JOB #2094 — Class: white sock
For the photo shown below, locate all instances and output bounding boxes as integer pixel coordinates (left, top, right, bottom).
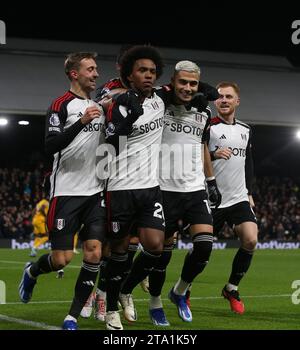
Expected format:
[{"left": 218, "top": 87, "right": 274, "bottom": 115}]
[
  {"left": 226, "top": 283, "right": 238, "bottom": 292},
  {"left": 149, "top": 295, "right": 163, "bottom": 310},
  {"left": 174, "top": 278, "right": 189, "bottom": 295},
  {"left": 64, "top": 315, "right": 77, "bottom": 322}
]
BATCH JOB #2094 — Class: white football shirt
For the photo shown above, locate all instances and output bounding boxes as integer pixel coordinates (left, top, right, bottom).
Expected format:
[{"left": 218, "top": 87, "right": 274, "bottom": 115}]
[
  {"left": 208, "top": 116, "right": 252, "bottom": 208},
  {"left": 159, "top": 105, "right": 210, "bottom": 192},
  {"left": 107, "top": 92, "right": 165, "bottom": 191},
  {"left": 46, "top": 92, "right": 105, "bottom": 198}
]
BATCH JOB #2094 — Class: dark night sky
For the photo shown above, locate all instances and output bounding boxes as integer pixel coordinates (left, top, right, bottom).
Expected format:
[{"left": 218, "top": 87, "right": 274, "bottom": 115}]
[{"left": 2, "top": 8, "right": 299, "bottom": 62}]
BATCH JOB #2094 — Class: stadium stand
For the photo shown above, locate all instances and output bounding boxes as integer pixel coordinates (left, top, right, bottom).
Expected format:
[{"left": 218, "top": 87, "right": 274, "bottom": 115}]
[
  {"left": 214, "top": 176, "right": 300, "bottom": 241},
  {"left": 0, "top": 164, "right": 46, "bottom": 239},
  {"left": 1, "top": 165, "right": 300, "bottom": 241}
]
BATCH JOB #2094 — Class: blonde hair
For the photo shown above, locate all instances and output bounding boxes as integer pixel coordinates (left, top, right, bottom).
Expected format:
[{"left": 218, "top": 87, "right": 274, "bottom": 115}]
[
  {"left": 174, "top": 60, "right": 201, "bottom": 75},
  {"left": 216, "top": 81, "right": 240, "bottom": 97}
]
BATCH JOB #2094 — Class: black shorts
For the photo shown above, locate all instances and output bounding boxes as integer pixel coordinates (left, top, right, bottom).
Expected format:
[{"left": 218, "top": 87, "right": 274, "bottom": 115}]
[
  {"left": 106, "top": 186, "right": 165, "bottom": 239},
  {"left": 162, "top": 190, "right": 213, "bottom": 239},
  {"left": 212, "top": 201, "right": 257, "bottom": 235},
  {"left": 47, "top": 192, "right": 106, "bottom": 250}
]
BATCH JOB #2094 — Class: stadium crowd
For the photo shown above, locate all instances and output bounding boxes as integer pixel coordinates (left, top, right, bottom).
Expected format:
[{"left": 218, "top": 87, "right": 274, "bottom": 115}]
[
  {"left": 216, "top": 176, "right": 300, "bottom": 241},
  {"left": 1, "top": 166, "right": 300, "bottom": 241},
  {"left": 254, "top": 176, "right": 300, "bottom": 241},
  {"left": 0, "top": 165, "right": 45, "bottom": 239}
]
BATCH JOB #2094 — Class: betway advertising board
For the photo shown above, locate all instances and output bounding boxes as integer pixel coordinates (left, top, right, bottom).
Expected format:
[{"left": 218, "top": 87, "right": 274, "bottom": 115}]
[{"left": 0, "top": 239, "right": 299, "bottom": 250}]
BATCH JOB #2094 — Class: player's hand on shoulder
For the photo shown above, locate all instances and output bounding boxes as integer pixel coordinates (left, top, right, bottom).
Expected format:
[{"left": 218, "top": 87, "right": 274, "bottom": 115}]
[
  {"left": 81, "top": 106, "right": 102, "bottom": 125},
  {"left": 114, "top": 89, "right": 140, "bottom": 106},
  {"left": 191, "top": 82, "right": 219, "bottom": 111},
  {"left": 191, "top": 93, "right": 209, "bottom": 111},
  {"left": 198, "top": 82, "right": 219, "bottom": 101}
]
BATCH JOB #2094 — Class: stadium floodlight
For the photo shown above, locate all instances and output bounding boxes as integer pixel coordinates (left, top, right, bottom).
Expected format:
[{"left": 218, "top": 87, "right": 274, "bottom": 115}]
[
  {"left": 18, "top": 120, "right": 30, "bottom": 126},
  {"left": 296, "top": 130, "right": 300, "bottom": 140},
  {"left": 0, "top": 118, "right": 8, "bottom": 126}
]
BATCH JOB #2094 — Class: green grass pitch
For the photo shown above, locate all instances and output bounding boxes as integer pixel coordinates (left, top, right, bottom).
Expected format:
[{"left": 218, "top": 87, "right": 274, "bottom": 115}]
[{"left": 0, "top": 248, "right": 299, "bottom": 330}]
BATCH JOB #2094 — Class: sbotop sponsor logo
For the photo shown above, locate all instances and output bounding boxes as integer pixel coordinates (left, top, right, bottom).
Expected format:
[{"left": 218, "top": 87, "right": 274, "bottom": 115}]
[
  {"left": 95, "top": 137, "right": 198, "bottom": 181},
  {"left": 291, "top": 20, "right": 300, "bottom": 45},
  {"left": 0, "top": 20, "right": 6, "bottom": 45},
  {"left": 214, "top": 145, "right": 246, "bottom": 157},
  {"left": 291, "top": 280, "right": 300, "bottom": 305}
]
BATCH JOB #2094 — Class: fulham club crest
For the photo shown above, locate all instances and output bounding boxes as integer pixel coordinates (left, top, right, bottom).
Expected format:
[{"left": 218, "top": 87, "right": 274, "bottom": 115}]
[
  {"left": 112, "top": 221, "right": 120, "bottom": 233},
  {"left": 194, "top": 112, "right": 203, "bottom": 123},
  {"left": 56, "top": 218, "right": 65, "bottom": 230}
]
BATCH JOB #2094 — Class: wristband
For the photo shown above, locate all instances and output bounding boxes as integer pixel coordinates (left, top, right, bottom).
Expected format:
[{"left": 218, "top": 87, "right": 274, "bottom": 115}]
[{"left": 206, "top": 176, "right": 215, "bottom": 181}]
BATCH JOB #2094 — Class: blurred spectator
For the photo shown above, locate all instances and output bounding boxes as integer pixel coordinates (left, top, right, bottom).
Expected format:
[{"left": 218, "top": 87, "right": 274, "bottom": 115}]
[
  {"left": 186, "top": 176, "right": 300, "bottom": 241},
  {"left": 0, "top": 166, "right": 47, "bottom": 239},
  {"left": 252, "top": 176, "right": 300, "bottom": 241},
  {"left": 1, "top": 168, "right": 300, "bottom": 241}
]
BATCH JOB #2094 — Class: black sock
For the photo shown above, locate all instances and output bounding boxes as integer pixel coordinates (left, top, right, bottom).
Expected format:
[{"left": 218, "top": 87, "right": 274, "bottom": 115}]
[
  {"left": 30, "top": 254, "right": 54, "bottom": 277},
  {"left": 181, "top": 233, "right": 213, "bottom": 283},
  {"left": 97, "top": 256, "right": 109, "bottom": 292},
  {"left": 121, "top": 250, "right": 161, "bottom": 295},
  {"left": 68, "top": 260, "right": 100, "bottom": 319},
  {"left": 122, "top": 243, "right": 139, "bottom": 281},
  {"left": 229, "top": 247, "right": 254, "bottom": 286},
  {"left": 149, "top": 245, "right": 173, "bottom": 297},
  {"left": 105, "top": 252, "right": 128, "bottom": 312}
]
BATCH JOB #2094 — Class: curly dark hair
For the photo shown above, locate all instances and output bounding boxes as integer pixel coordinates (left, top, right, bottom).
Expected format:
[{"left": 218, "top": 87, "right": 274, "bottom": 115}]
[
  {"left": 116, "top": 44, "right": 135, "bottom": 65},
  {"left": 120, "top": 45, "right": 164, "bottom": 87}
]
